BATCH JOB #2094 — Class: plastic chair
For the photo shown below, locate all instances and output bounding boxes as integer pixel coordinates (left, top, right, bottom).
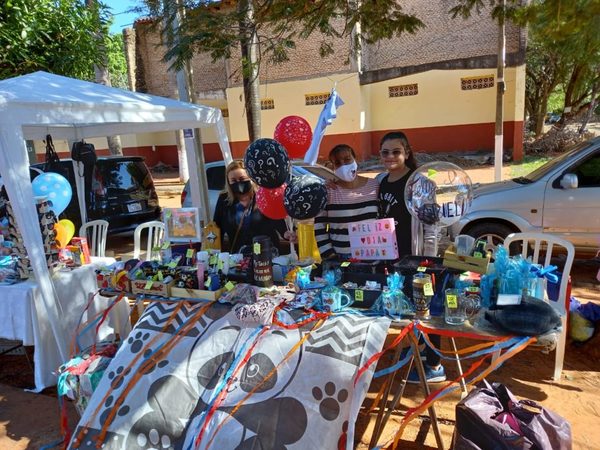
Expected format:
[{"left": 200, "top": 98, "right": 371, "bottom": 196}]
[
  {"left": 133, "top": 221, "right": 165, "bottom": 261},
  {"left": 503, "top": 232, "right": 575, "bottom": 381},
  {"left": 78, "top": 220, "right": 109, "bottom": 258}
]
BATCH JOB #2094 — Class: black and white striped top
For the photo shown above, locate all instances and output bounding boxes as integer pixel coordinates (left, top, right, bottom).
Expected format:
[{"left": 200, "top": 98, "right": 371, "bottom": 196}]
[{"left": 315, "top": 178, "right": 380, "bottom": 258}]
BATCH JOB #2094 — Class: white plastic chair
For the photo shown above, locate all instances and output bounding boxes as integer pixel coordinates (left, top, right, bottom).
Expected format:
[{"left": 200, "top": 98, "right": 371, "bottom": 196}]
[
  {"left": 133, "top": 221, "right": 165, "bottom": 260},
  {"left": 79, "top": 220, "right": 109, "bottom": 258},
  {"left": 503, "top": 232, "right": 575, "bottom": 381}
]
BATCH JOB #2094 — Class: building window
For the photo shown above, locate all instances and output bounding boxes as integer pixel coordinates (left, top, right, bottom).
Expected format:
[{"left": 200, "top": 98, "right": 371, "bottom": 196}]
[
  {"left": 461, "top": 75, "right": 495, "bottom": 90},
  {"left": 221, "top": 108, "right": 229, "bottom": 118},
  {"left": 261, "top": 99, "right": 275, "bottom": 110},
  {"left": 388, "top": 84, "right": 418, "bottom": 97},
  {"left": 305, "top": 92, "right": 331, "bottom": 106}
]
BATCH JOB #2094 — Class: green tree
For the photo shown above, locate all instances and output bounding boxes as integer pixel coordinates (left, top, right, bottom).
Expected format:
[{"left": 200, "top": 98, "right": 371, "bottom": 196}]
[
  {"left": 451, "top": 0, "right": 600, "bottom": 136},
  {"left": 139, "top": 0, "right": 424, "bottom": 142},
  {"left": 0, "top": 0, "right": 128, "bottom": 90}
]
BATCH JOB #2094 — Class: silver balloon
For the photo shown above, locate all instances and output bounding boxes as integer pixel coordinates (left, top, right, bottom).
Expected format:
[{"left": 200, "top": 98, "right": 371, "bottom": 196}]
[{"left": 404, "top": 162, "right": 473, "bottom": 228}]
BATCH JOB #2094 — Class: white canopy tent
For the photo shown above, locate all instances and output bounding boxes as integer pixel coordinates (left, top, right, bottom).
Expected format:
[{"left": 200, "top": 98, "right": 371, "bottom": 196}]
[{"left": 0, "top": 71, "right": 232, "bottom": 363}]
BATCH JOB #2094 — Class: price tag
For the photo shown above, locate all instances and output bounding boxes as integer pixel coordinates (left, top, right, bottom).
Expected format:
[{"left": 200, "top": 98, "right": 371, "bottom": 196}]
[
  {"left": 355, "top": 289, "right": 364, "bottom": 302},
  {"left": 204, "top": 279, "right": 211, "bottom": 289},
  {"left": 225, "top": 281, "right": 235, "bottom": 291},
  {"left": 466, "top": 286, "right": 479, "bottom": 293},
  {"left": 186, "top": 248, "right": 195, "bottom": 258},
  {"left": 209, "top": 255, "right": 217, "bottom": 265},
  {"left": 473, "top": 251, "right": 483, "bottom": 258},
  {"left": 424, "top": 282, "right": 434, "bottom": 296},
  {"left": 144, "top": 280, "right": 154, "bottom": 289},
  {"left": 167, "top": 261, "right": 177, "bottom": 269},
  {"left": 417, "top": 266, "right": 427, "bottom": 272},
  {"left": 446, "top": 294, "right": 458, "bottom": 308},
  {"left": 253, "top": 242, "right": 261, "bottom": 255},
  {"left": 340, "top": 262, "right": 351, "bottom": 267},
  {"left": 217, "top": 258, "right": 224, "bottom": 270},
  {"left": 157, "top": 271, "right": 163, "bottom": 281},
  {"left": 161, "top": 241, "right": 170, "bottom": 250}
]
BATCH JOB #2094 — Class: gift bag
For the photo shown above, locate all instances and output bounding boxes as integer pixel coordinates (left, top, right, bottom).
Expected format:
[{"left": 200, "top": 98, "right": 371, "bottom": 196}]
[{"left": 453, "top": 380, "right": 572, "bottom": 450}]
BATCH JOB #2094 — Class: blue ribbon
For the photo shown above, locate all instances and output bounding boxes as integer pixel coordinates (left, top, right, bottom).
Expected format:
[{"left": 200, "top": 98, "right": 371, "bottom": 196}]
[{"left": 530, "top": 264, "right": 559, "bottom": 283}]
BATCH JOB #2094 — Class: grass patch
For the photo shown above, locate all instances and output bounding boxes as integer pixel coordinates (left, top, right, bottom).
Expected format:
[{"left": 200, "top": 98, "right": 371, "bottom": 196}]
[{"left": 509, "top": 156, "right": 552, "bottom": 177}]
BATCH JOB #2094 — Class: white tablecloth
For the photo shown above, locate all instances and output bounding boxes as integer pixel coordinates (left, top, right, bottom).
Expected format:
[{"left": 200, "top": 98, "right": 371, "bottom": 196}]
[{"left": 0, "top": 258, "right": 131, "bottom": 392}]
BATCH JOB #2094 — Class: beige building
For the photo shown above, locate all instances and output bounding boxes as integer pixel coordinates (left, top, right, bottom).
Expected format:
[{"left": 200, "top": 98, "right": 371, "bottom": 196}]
[{"left": 67, "top": 1, "right": 525, "bottom": 166}]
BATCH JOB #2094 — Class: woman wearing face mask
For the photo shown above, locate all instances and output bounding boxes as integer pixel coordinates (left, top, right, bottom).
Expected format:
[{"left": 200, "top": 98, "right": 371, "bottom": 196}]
[
  {"left": 314, "top": 144, "right": 379, "bottom": 259},
  {"left": 213, "top": 160, "right": 288, "bottom": 253}
]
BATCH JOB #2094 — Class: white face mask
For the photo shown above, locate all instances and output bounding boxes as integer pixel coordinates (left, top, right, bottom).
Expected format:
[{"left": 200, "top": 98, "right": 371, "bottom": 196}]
[{"left": 334, "top": 161, "right": 358, "bottom": 182}]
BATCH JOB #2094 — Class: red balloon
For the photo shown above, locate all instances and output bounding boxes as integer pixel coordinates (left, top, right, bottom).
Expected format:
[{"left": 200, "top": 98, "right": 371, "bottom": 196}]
[
  {"left": 273, "top": 116, "right": 313, "bottom": 158},
  {"left": 256, "top": 184, "right": 288, "bottom": 220}
]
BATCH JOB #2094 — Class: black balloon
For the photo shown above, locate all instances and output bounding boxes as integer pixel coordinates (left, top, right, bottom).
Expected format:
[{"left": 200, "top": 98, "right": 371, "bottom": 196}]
[
  {"left": 283, "top": 175, "right": 328, "bottom": 220},
  {"left": 244, "top": 138, "right": 290, "bottom": 188}
]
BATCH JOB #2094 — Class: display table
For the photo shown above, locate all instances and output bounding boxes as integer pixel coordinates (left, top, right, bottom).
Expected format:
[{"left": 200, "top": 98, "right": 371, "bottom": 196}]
[
  {"left": 0, "top": 258, "right": 131, "bottom": 392},
  {"left": 368, "top": 315, "right": 558, "bottom": 449},
  {"left": 68, "top": 300, "right": 391, "bottom": 450}
]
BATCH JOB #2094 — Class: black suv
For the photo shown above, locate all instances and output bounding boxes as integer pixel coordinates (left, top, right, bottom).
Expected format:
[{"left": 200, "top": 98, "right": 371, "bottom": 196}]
[{"left": 31, "top": 156, "right": 161, "bottom": 234}]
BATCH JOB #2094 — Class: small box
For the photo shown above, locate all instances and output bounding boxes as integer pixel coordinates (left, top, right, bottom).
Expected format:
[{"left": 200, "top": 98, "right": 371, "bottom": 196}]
[
  {"left": 347, "top": 288, "right": 381, "bottom": 309},
  {"left": 170, "top": 287, "right": 225, "bottom": 301},
  {"left": 71, "top": 237, "right": 91, "bottom": 264},
  {"left": 443, "top": 245, "right": 490, "bottom": 274},
  {"left": 130, "top": 279, "right": 175, "bottom": 297}
]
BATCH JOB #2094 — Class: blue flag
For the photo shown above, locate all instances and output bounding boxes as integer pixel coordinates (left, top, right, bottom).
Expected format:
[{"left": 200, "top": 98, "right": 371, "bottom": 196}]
[{"left": 304, "top": 88, "right": 344, "bottom": 166}]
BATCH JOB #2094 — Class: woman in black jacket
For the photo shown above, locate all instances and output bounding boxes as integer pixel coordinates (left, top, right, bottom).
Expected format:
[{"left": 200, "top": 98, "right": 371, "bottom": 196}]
[{"left": 213, "top": 160, "right": 288, "bottom": 253}]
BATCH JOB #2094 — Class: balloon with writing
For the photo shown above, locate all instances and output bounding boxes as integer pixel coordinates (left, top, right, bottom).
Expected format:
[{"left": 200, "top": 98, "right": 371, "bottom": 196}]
[
  {"left": 32, "top": 172, "right": 72, "bottom": 216},
  {"left": 256, "top": 184, "right": 288, "bottom": 220},
  {"left": 273, "top": 116, "right": 313, "bottom": 159},
  {"left": 284, "top": 175, "right": 327, "bottom": 220},
  {"left": 404, "top": 162, "right": 472, "bottom": 228},
  {"left": 244, "top": 138, "right": 290, "bottom": 188}
]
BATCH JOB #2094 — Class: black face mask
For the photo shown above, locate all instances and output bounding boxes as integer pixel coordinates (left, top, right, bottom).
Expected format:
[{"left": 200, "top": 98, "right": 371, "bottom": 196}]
[{"left": 230, "top": 180, "right": 252, "bottom": 195}]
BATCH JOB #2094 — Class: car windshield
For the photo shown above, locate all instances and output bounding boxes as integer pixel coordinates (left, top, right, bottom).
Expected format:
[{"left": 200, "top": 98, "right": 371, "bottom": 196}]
[
  {"left": 292, "top": 164, "right": 337, "bottom": 181},
  {"left": 517, "top": 140, "right": 594, "bottom": 183},
  {"left": 95, "top": 160, "right": 153, "bottom": 193}
]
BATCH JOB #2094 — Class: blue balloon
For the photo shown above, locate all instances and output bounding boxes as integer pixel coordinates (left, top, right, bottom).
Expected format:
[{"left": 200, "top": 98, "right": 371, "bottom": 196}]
[{"left": 32, "top": 173, "right": 72, "bottom": 216}]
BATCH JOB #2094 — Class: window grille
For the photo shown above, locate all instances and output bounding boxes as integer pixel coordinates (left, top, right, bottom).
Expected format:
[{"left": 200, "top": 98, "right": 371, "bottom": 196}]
[
  {"left": 388, "top": 83, "right": 418, "bottom": 97},
  {"left": 461, "top": 75, "right": 495, "bottom": 90},
  {"left": 260, "top": 99, "right": 275, "bottom": 110},
  {"left": 305, "top": 92, "right": 331, "bottom": 106}
]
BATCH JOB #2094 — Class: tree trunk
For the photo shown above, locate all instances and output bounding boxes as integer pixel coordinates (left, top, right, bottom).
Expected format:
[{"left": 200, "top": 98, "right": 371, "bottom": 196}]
[
  {"left": 238, "top": 0, "right": 261, "bottom": 143},
  {"left": 87, "top": 0, "right": 123, "bottom": 155},
  {"left": 558, "top": 64, "right": 584, "bottom": 128},
  {"left": 578, "top": 82, "right": 600, "bottom": 135}
]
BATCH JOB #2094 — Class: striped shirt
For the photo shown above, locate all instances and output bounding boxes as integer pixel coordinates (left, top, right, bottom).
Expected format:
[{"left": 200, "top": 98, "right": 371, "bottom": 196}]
[{"left": 315, "top": 177, "right": 379, "bottom": 258}]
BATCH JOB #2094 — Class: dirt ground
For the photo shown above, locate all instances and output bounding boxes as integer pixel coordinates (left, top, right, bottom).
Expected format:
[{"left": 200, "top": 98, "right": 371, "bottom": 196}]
[{"left": 1, "top": 164, "right": 599, "bottom": 449}]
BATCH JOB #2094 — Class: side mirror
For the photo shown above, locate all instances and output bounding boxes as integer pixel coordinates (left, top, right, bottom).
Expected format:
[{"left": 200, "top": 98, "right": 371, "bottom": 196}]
[{"left": 560, "top": 173, "right": 578, "bottom": 189}]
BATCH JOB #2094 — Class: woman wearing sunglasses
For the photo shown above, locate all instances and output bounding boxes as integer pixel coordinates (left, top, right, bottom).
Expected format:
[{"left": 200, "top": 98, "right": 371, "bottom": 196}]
[{"left": 378, "top": 131, "right": 445, "bottom": 383}]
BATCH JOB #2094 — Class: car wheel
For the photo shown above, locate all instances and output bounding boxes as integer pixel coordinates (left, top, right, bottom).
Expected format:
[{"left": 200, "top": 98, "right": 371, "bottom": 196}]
[{"left": 464, "top": 222, "right": 517, "bottom": 254}]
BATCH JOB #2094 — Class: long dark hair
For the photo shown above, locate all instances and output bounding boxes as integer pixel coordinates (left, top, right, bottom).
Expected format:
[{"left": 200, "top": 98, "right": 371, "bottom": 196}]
[{"left": 380, "top": 131, "right": 418, "bottom": 170}]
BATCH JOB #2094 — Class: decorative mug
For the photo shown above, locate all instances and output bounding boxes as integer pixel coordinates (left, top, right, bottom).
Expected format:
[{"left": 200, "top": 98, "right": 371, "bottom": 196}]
[
  {"left": 319, "top": 288, "right": 353, "bottom": 313},
  {"left": 444, "top": 288, "right": 480, "bottom": 325}
]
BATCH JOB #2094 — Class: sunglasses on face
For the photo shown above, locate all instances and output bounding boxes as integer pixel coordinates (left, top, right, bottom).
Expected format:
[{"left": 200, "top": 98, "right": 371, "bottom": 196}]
[{"left": 380, "top": 150, "right": 404, "bottom": 158}]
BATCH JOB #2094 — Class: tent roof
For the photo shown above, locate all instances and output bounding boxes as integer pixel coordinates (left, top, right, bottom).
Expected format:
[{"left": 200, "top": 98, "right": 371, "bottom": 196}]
[{"left": 0, "top": 71, "right": 225, "bottom": 140}]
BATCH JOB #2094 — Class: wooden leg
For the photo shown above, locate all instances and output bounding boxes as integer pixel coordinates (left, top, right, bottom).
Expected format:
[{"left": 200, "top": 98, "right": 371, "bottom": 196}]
[
  {"left": 450, "top": 337, "right": 468, "bottom": 398},
  {"left": 369, "top": 345, "right": 410, "bottom": 448},
  {"left": 410, "top": 333, "right": 445, "bottom": 450}
]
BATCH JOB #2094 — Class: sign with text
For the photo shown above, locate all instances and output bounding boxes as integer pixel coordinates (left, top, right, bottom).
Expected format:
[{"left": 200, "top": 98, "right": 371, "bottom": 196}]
[{"left": 348, "top": 218, "right": 399, "bottom": 260}]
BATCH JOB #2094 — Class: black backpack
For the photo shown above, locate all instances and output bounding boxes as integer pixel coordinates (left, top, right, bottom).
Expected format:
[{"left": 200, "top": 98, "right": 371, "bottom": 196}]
[{"left": 71, "top": 140, "right": 97, "bottom": 167}]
